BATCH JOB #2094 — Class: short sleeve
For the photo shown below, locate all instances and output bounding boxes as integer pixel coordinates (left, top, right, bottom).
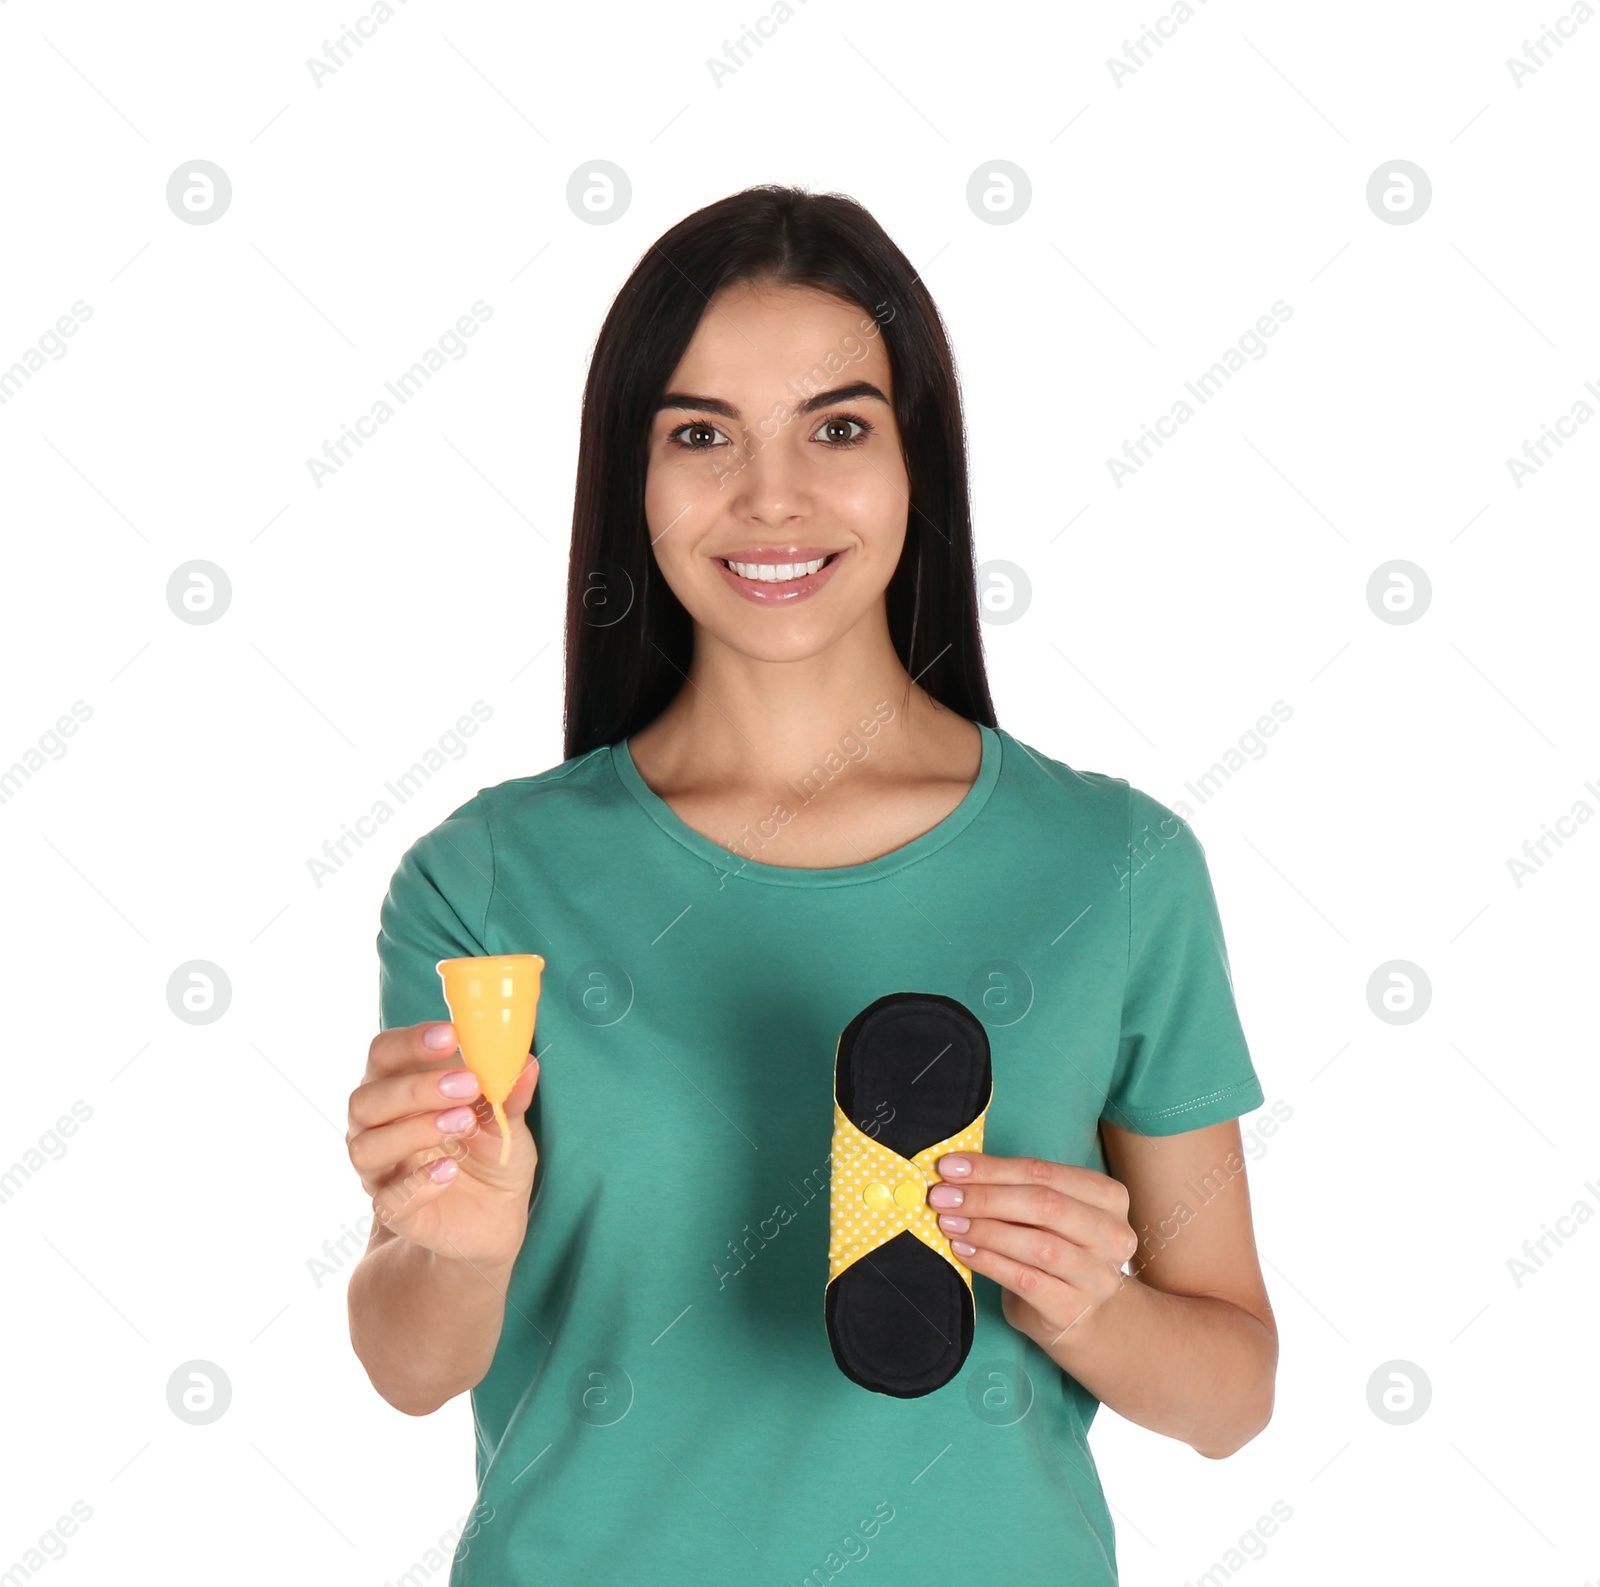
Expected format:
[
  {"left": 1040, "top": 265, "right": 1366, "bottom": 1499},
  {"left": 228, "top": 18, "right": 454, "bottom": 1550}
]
[
  {"left": 376, "top": 803, "right": 495, "bottom": 1033},
  {"left": 1100, "top": 787, "right": 1264, "bottom": 1134}
]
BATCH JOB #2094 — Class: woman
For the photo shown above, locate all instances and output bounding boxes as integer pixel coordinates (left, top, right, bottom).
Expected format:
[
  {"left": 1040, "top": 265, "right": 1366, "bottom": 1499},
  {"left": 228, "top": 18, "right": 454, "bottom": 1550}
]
[{"left": 346, "top": 184, "right": 1277, "bottom": 1584}]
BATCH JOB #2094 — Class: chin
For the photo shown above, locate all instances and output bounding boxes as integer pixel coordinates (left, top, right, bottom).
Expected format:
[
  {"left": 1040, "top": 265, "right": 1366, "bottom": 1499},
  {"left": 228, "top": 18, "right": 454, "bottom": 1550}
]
[{"left": 707, "top": 620, "right": 844, "bottom": 664}]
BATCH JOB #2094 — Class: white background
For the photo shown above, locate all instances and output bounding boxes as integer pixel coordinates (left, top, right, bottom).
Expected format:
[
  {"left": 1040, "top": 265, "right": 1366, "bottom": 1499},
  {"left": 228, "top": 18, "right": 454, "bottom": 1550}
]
[{"left": 1, "top": 1, "right": 1595, "bottom": 1583}]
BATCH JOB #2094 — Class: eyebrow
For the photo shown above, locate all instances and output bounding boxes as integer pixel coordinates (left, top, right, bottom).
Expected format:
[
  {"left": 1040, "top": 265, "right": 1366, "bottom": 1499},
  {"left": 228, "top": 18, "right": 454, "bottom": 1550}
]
[{"left": 654, "top": 380, "right": 890, "bottom": 421}]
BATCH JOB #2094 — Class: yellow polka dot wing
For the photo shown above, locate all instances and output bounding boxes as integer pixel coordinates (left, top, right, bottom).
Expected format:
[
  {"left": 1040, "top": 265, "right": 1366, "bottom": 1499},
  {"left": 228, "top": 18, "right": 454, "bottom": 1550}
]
[{"left": 824, "top": 992, "right": 993, "bottom": 1398}]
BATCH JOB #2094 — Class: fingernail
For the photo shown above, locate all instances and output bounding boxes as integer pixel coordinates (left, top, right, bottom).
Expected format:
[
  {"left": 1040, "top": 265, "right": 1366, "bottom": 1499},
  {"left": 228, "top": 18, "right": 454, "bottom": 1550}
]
[
  {"left": 435, "top": 1106, "right": 476, "bottom": 1134},
  {"left": 428, "top": 1157, "right": 458, "bottom": 1184},
  {"left": 928, "top": 1184, "right": 964, "bottom": 1208},
  {"left": 438, "top": 1069, "right": 480, "bottom": 1098},
  {"left": 939, "top": 1154, "right": 972, "bottom": 1177},
  {"left": 424, "top": 1024, "right": 456, "bottom": 1050},
  {"left": 937, "top": 1213, "right": 970, "bottom": 1234},
  {"left": 950, "top": 1240, "right": 976, "bottom": 1258}
]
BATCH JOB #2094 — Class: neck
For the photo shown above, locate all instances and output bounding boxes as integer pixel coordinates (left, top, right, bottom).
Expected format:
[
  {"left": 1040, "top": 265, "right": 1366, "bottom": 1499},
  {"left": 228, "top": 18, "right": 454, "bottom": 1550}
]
[{"left": 629, "top": 611, "right": 954, "bottom": 792}]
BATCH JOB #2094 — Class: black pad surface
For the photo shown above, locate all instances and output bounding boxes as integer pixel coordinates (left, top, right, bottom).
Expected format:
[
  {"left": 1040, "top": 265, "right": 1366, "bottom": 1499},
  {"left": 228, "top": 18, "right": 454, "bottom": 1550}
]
[{"left": 826, "top": 992, "right": 992, "bottom": 1397}]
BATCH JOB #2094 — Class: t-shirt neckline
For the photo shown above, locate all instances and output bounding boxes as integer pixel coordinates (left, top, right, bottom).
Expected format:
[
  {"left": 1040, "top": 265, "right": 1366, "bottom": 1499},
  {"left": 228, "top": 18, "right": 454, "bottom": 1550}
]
[{"left": 607, "top": 720, "right": 1002, "bottom": 889}]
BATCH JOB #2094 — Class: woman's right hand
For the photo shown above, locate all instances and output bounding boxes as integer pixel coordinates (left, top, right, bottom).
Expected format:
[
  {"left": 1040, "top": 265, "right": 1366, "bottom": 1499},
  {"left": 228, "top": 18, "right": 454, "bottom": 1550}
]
[{"left": 346, "top": 1021, "right": 541, "bottom": 1270}]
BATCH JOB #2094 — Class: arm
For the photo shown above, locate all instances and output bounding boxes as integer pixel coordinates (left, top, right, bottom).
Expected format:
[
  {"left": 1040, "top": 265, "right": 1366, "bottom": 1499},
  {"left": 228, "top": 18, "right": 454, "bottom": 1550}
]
[
  {"left": 348, "top": 1222, "right": 522, "bottom": 1417},
  {"left": 1026, "top": 1117, "right": 1276, "bottom": 1459},
  {"left": 355, "top": 812, "right": 542, "bottom": 1415},
  {"left": 343, "top": 1019, "right": 542, "bottom": 1417}
]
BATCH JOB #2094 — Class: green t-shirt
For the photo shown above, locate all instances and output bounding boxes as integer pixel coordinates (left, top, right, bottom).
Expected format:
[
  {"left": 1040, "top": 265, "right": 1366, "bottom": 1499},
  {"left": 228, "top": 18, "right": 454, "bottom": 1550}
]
[{"left": 375, "top": 719, "right": 1264, "bottom": 1585}]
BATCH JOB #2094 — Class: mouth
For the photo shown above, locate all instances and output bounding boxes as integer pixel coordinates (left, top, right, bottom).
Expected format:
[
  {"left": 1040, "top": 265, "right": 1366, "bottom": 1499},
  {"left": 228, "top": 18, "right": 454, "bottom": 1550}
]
[{"left": 714, "top": 548, "right": 847, "bottom": 605}]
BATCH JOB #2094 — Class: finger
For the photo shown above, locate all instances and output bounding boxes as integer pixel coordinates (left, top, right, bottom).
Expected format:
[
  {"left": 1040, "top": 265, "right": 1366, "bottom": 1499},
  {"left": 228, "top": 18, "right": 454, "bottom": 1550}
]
[
  {"left": 354, "top": 1057, "right": 540, "bottom": 1190},
  {"left": 351, "top": 1046, "right": 540, "bottom": 1133},
  {"left": 499, "top": 1055, "right": 540, "bottom": 1117},
  {"left": 942, "top": 1213, "right": 1126, "bottom": 1295},
  {"left": 349, "top": 1102, "right": 488, "bottom": 1192},
  {"left": 949, "top": 1222, "right": 1122, "bottom": 1338},
  {"left": 351, "top": 1039, "right": 540, "bottom": 1133},
  {"left": 935, "top": 1151, "right": 1131, "bottom": 1217},
  {"left": 365, "top": 1020, "right": 461, "bottom": 1080},
  {"left": 349, "top": 1061, "right": 484, "bottom": 1133},
  {"left": 930, "top": 1180, "right": 1134, "bottom": 1258},
  {"left": 371, "top": 1148, "right": 465, "bottom": 1230},
  {"left": 948, "top": 1230, "right": 1091, "bottom": 1329}
]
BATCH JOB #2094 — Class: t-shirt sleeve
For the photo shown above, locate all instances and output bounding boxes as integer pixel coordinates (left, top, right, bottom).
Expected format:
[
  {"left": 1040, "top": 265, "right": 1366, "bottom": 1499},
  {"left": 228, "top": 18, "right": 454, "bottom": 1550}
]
[
  {"left": 1100, "top": 786, "right": 1264, "bottom": 1135},
  {"left": 376, "top": 803, "right": 496, "bottom": 1034}
]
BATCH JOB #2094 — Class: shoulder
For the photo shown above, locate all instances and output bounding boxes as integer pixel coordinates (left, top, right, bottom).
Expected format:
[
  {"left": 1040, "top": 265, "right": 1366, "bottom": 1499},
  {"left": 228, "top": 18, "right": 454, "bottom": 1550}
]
[
  {"left": 393, "top": 743, "right": 615, "bottom": 869},
  {"left": 991, "top": 725, "right": 1201, "bottom": 866},
  {"left": 993, "top": 725, "right": 1169, "bottom": 832},
  {"left": 468, "top": 742, "right": 614, "bottom": 825}
]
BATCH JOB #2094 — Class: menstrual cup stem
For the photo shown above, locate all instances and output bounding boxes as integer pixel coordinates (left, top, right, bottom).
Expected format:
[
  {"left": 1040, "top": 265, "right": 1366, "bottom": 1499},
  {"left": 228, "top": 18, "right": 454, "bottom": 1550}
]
[{"left": 492, "top": 1100, "right": 511, "bottom": 1166}]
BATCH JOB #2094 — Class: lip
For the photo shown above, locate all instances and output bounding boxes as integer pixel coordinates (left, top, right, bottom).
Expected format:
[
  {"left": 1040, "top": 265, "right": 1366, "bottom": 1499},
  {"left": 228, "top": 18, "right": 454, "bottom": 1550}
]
[
  {"left": 716, "top": 545, "right": 842, "bottom": 564},
  {"left": 714, "top": 547, "right": 847, "bottom": 606}
]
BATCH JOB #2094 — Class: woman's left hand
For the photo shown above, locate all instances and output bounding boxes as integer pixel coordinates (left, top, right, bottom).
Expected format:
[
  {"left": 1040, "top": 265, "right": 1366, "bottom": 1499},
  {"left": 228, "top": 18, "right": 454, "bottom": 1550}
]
[{"left": 928, "top": 1150, "right": 1140, "bottom": 1347}]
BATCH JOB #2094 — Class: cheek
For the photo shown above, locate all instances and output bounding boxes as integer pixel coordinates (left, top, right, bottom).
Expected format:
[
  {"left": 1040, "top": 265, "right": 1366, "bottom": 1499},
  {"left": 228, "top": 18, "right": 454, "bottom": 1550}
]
[
  {"left": 834, "top": 458, "right": 910, "bottom": 546},
  {"left": 645, "top": 453, "right": 729, "bottom": 540},
  {"left": 642, "top": 465, "right": 724, "bottom": 605}
]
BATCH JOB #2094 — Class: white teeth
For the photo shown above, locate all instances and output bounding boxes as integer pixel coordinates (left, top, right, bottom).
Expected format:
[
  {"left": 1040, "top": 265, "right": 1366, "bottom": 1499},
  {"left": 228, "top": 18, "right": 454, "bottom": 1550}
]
[{"left": 725, "top": 556, "right": 828, "bottom": 583}]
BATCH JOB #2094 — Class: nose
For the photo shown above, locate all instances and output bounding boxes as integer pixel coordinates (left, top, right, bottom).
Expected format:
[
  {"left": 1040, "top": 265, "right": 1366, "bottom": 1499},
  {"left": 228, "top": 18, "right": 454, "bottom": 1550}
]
[{"left": 719, "top": 423, "right": 813, "bottom": 525}]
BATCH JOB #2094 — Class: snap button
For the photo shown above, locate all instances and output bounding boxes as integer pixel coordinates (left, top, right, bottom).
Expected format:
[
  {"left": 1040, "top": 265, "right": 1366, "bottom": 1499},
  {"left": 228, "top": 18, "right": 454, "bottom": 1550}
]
[
  {"left": 862, "top": 1181, "right": 894, "bottom": 1210},
  {"left": 893, "top": 1178, "right": 925, "bottom": 1211}
]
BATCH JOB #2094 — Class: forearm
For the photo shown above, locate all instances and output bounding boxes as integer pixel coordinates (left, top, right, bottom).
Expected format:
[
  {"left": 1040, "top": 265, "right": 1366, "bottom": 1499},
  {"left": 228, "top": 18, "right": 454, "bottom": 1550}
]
[
  {"left": 347, "top": 1233, "right": 520, "bottom": 1416},
  {"left": 1025, "top": 1275, "right": 1276, "bottom": 1458}
]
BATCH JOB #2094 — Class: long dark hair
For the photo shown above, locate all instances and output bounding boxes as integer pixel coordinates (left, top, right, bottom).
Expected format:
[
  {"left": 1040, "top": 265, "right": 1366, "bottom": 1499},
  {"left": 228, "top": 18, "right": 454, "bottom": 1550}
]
[{"left": 562, "top": 183, "right": 998, "bottom": 761}]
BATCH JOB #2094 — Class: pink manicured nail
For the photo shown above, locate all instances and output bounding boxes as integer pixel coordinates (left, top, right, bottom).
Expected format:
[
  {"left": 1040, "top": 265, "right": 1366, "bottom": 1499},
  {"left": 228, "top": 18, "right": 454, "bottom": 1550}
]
[
  {"left": 939, "top": 1155, "right": 972, "bottom": 1177},
  {"left": 435, "top": 1106, "right": 476, "bottom": 1134},
  {"left": 428, "top": 1157, "right": 458, "bottom": 1183},
  {"left": 438, "top": 1069, "right": 480, "bottom": 1098},
  {"left": 424, "top": 1024, "right": 457, "bottom": 1050},
  {"left": 950, "top": 1240, "right": 976, "bottom": 1257},
  {"left": 928, "top": 1183, "right": 964, "bottom": 1208},
  {"left": 937, "top": 1213, "right": 970, "bottom": 1234}
]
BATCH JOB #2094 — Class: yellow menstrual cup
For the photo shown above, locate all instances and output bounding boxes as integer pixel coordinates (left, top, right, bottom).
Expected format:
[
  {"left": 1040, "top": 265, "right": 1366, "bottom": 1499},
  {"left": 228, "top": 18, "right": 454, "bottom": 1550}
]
[{"left": 435, "top": 955, "right": 545, "bottom": 1165}]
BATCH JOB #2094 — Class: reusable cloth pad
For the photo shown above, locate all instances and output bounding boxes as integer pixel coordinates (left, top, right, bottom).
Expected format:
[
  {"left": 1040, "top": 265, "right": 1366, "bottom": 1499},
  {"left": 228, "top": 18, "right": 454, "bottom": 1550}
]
[{"left": 825, "top": 992, "right": 993, "bottom": 1397}]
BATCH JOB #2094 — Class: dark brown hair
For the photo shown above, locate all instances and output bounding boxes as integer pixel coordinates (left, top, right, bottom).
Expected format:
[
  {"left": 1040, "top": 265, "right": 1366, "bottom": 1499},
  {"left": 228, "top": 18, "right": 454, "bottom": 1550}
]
[{"left": 562, "top": 183, "right": 997, "bottom": 761}]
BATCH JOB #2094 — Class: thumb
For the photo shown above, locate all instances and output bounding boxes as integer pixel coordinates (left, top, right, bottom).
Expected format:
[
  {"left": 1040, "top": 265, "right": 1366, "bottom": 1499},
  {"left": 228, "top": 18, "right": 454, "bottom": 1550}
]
[{"left": 501, "top": 1054, "right": 540, "bottom": 1118}]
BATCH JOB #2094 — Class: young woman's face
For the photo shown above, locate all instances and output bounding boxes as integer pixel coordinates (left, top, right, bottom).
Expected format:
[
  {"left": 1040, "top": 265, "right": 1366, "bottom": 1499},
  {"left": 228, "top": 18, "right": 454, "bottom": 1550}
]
[{"left": 643, "top": 278, "right": 911, "bottom": 663}]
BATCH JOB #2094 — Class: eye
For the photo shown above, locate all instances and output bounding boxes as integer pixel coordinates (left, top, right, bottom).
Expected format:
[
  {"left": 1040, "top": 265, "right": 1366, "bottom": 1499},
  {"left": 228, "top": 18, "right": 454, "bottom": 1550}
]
[
  {"left": 811, "top": 413, "right": 875, "bottom": 448},
  {"left": 666, "top": 420, "right": 732, "bottom": 452}
]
